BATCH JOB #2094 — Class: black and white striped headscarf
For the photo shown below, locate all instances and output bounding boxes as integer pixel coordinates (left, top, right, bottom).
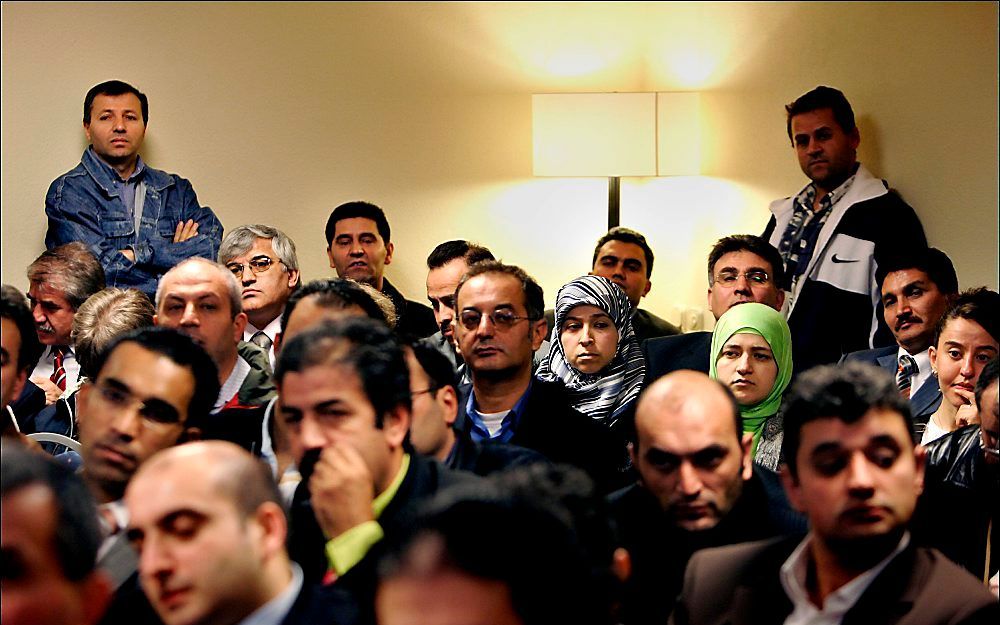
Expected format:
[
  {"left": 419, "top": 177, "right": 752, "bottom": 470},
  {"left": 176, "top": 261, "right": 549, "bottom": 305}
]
[{"left": 536, "top": 275, "right": 645, "bottom": 428}]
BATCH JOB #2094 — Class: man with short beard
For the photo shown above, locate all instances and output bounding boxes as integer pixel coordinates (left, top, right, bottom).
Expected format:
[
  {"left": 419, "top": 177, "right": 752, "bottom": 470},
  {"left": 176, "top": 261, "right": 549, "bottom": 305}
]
[{"left": 670, "top": 363, "right": 997, "bottom": 625}]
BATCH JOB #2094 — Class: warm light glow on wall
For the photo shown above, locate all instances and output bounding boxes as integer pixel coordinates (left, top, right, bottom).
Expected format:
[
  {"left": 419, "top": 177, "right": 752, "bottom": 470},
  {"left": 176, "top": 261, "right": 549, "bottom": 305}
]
[
  {"left": 532, "top": 93, "right": 657, "bottom": 177},
  {"left": 658, "top": 92, "right": 701, "bottom": 176}
]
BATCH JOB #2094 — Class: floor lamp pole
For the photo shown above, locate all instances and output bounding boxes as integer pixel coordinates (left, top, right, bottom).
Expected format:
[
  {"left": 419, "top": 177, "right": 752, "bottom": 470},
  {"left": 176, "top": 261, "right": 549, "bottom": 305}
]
[{"left": 608, "top": 176, "right": 621, "bottom": 229}]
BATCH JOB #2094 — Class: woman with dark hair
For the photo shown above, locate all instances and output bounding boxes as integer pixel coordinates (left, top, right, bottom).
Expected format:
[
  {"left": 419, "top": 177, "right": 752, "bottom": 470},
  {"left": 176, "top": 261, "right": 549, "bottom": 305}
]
[{"left": 922, "top": 287, "right": 1000, "bottom": 444}]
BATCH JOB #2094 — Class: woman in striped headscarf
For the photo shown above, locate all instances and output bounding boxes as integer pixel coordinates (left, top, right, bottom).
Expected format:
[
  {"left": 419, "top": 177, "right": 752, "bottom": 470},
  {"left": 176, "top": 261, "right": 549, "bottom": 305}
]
[{"left": 536, "top": 275, "right": 645, "bottom": 432}]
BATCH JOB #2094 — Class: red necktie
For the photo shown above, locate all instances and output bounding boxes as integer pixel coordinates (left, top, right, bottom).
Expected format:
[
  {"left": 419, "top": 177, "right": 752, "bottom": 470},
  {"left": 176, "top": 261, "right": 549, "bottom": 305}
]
[{"left": 50, "top": 346, "right": 68, "bottom": 392}]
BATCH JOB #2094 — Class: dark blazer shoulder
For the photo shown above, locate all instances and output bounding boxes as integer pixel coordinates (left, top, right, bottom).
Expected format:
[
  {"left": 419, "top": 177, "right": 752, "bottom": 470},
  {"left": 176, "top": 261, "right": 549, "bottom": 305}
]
[
  {"left": 842, "top": 344, "right": 897, "bottom": 366},
  {"left": 642, "top": 331, "right": 712, "bottom": 382}
]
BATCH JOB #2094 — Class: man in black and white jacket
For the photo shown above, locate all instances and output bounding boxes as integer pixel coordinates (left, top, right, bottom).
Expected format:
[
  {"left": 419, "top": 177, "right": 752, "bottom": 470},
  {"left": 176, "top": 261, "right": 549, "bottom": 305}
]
[{"left": 765, "top": 86, "right": 926, "bottom": 373}]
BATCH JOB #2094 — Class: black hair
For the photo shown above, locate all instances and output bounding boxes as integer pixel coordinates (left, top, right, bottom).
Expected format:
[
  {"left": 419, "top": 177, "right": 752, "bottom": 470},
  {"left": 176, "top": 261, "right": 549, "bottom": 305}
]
[
  {"left": 280, "top": 278, "right": 389, "bottom": 334},
  {"left": 592, "top": 227, "right": 654, "bottom": 278},
  {"left": 932, "top": 287, "right": 1000, "bottom": 347},
  {"left": 781, "top": 362, "right": 911, "bottom": 478},
  {"left": 93, "top": 327, "right": 220, "bottom": 429},
  {"left": 975, "top": 357, "right": 999, "bottom": 409},
  {"left": 1, "top": 441, "right": 103, "bottom": 581},
  {"left": 1, "top": 284, "right": 43, "bottom": 375},
  {"left": 324, "top": 201, "right": 391, "bottom": 246},
  {"left": 426, "top": 240, "right": 495, "bottom": 270},
  {"left": 408, "top": 340, "right": 459, "bottom": 392},
  {"left": 875, "top": 247, "right": 959, "bottom": 295},
  {"left": 379, "top": 464, "right": 621, "bottom": 625},
  {"left": 706, "top": 234, "right": 785, "bottom": 288},
  {"left": 785, "top": 85, "right": 856, "bottom": 144},
  {"left": 274, "top": 317, "right": 410, "bottom": 426},
  {"left": 83, "top": 79, "right": 148, "bottom": 125},
  {"left": 455, "top": 261, "right": 545, "bottom": 321}
]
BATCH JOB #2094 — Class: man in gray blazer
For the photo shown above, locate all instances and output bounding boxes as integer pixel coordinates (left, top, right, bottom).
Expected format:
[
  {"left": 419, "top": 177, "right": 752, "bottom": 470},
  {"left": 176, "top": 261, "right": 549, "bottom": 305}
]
[
  {"left": 843, "top": 247, "right": 958, "bottom": 433},
  {"left": 670, "top": 363, "right": 998, "bottom": 625}
]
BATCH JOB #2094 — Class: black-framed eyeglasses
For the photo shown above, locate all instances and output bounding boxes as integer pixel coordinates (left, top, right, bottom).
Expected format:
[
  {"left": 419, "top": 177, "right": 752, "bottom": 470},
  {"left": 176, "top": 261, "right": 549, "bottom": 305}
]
[
  {"left": 459, "top": 309, "right": 533, "bottom": 331},
  {"left": 226, "top": 256, "right": 281, "bottom": 278},
  {"left": 713, "top": 270, "right": 770, "bottom": 286},
  {"left": 93, "top": 381, "right": 183, "bottom": 427}
]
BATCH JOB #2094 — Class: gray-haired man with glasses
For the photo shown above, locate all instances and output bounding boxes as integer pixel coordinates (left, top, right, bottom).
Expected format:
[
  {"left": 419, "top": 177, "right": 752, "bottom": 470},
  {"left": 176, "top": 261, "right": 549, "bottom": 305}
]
[
  {"left": 453, "top": 261, "right": 628, "bottom": 493},
  {"left": 915, "top": 356, "right": 999, "bottom": 591},
  {"left": 644, "top": 235, "right": 785, "bottom": 382},
  {"left": 219, "top": 224, "right": 301, "bottom": 368}
]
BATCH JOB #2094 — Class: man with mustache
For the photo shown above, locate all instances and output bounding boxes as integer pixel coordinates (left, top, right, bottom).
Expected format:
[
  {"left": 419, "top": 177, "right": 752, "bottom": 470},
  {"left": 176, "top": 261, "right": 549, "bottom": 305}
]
[
  {"left": 325, "top": 201, "right": 436, "bottom": 338},
  {"left": 844, "top": 247, "right": 958, "bottom": 435},
  {"left": 74, "top": 326, "right": 218, "bottom": 620},
  {"left": 21, "top": 243, "right": 105, "bottom": 408},
  {"left": 45, "top": 80, "right": 222, "bottom": 301},
  {"left": 764, "top": 86, "right": 927, "bottom": 372}
]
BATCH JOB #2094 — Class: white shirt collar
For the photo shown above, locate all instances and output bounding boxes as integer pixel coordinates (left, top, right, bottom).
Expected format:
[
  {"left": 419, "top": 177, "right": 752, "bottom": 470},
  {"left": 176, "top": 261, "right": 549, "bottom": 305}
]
[
  {"left": 897, "top": 347, "right": 933, "bottom": 397},
  {"left": 236, "top": 562, "right": 303, "bottom": 625},
  {"left": 780, "top": 532, "right": 909, "bottom": 625},
  {"left": 214, "top": 355, "right": 252, "bottom": 412}
]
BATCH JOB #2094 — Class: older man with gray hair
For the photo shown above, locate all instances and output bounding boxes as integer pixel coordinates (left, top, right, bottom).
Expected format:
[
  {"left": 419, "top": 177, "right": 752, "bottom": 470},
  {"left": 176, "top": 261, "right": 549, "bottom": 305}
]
[{"left": 219, "top": 224, "right": 301, "bottom": 368}]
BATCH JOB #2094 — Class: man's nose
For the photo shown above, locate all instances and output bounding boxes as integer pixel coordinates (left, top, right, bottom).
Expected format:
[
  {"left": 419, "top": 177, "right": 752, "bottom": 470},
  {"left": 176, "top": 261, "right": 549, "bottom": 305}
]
[
  {"left": 677, "top": 461, "right": 703, "bottom": 496},
  {"left": 807, "top": 137, "right": 823, "bottom": 154},
  {"left": 298, "top": 416, "right": 329, "bottom": 451},
  {"left": 179, "top": 303, "right": 199, "bottom": 325},
  {"left": 138, "top": 535, "right": 173, "bottom": 582},
  {"left": 32, "top": 304, "right": 46, "bottom": 324},
  {"left": 110, "top": 407, "right": 143, "bottom": 440},
  {"left": 845, "top": 453, "right": 876, "bottom": 494}
]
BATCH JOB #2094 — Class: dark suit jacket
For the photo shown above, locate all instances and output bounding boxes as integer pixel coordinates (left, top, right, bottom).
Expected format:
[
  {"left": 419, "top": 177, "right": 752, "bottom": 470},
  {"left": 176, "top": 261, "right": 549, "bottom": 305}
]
[
  {"left": 382, "top": 278, "right": 437, "bottom": 339},
  {"left": 842, "top": 346, "right": 941, "bottom": 425},
  {"left": 447, "top": 432, "right": 550, "bottom": 476},
  {"left": 608, "top": 472, "right": 796, "bottom": 625},
  {"left": 670, "top": 537, "right": 999, "bottom": 625},
  {"left": 642, "top": 331, "right": 712, "bottom": 383},
  {"left": 459, "top": 379, "right": 630, "bottom": 493},
  {"left": 280, "top": 581, "right": 358, "bottom": 625}
]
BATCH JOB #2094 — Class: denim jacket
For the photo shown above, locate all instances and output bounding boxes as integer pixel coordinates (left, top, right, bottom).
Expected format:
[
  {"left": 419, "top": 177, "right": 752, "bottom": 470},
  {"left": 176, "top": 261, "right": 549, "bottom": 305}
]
[{"left": 45, "top": 148, "right": 223, "bottom": 298}]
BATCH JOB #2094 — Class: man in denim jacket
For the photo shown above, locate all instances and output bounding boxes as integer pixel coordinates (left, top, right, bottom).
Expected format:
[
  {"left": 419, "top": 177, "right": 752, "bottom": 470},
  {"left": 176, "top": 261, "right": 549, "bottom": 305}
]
[{"left": 45, "top": 80, "right": 222, "bottom": 299}]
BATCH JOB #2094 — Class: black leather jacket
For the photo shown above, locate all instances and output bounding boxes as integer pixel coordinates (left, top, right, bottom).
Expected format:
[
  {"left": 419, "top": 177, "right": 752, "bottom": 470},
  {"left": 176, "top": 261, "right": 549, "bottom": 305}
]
[{"left": 914, "top": 424, "right": 998, "bottom": 580}]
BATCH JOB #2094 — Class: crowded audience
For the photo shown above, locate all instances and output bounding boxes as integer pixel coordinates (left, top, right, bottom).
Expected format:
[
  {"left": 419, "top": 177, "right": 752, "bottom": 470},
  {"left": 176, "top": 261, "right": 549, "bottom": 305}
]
[{"left": 3, "top": 79, "right": 998, "bottom": 625}]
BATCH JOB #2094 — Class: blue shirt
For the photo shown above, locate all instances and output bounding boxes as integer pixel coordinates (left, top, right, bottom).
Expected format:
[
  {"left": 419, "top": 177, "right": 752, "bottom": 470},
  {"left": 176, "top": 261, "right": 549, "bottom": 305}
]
[{"left": 465, "top": 381, "right": 533, "bottom": 443}]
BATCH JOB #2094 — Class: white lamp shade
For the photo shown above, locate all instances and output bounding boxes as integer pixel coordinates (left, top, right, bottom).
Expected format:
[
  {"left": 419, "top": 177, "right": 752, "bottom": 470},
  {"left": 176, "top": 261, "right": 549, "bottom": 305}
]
[
  {"left": 657, "top": 92, "right": 701, "bottom": 176},
  {"left": 532, "top": 93, "right": 657, "bottom": 177}
]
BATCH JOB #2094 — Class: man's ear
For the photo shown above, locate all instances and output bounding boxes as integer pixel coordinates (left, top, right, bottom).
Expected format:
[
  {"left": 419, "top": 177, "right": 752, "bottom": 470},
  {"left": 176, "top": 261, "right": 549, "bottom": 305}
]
[
  {"left": 179, "top": 427, "right": 202, "bottom": 444},
  {"left": 740, "top": 432, "right": 754, "bottom": 480},
  {"left": 780, "top": 465, "right": 805, "bottom": 513},
  {"left": 439, "top": 386, "right": 459, "bottom": 427},
  {"left": 775, "top": 289, "right": 786, "bottom": 311},
  {"left": 10, "top": 369, "right": 27, "bottom": 407},
  {"left": 286, "top": 269, "right": 300, "bottom": 290},
  {"left": 153, "top": 313, "right": 160, "bottom": 326},
  {"left": 326, "top": 246, "right": 336, "bottom": 271},
  {"left": 642, "top": 279, "right": 652, "bottom": 298},
  {"left": 83, "top": 121, "right": 93, "bottom": 143},
  {"left": 384, "top": 242, "right": 394, "bottom": 266},
  {"left": 627, "top": 441, "right": 638, "bottom": 469},
  {"left": 912, "top": 443, "right": 926, "bottom": 497},
  {"left": 530, "top": 318, "right": 548, "bottom": 351},
  {"left": 233, "top": 312, "right": 248, "bottom": 342},
  {"left": 383, "top": 405, "right": 410, "bottom": 449},
  {"left": 253, "top": 501, "right": 289, "bottom": 558}
]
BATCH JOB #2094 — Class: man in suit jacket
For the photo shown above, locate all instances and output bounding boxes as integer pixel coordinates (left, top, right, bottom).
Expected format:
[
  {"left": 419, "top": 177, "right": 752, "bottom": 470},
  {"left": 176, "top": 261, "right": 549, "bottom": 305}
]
[
  {"left": 644, "top": 235, "right": 785, "bottom": 381},
  {"left": 125, "top": 441, "right": 356, "bottom": 625},
  {"left": 670, "top": 362, "right": 998, "bottom": 625},
  {"left": 275, "top": 318, "right": 474, "bottom": 623},
  {"left": 843, "top": 247, "right": 958, "bottom": 433},
  {"left": 454, "top": 261, "right": 629, "bottom": 493}
]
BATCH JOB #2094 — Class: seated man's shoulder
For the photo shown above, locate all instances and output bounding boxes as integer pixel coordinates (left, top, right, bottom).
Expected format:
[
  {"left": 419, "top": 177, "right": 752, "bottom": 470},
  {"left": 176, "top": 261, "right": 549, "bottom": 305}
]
[
  {"left": 841, "top": 345, "right": 896, "bottom": 365},
  {"left": 906, "top": 547, "right": 999, "bottom": 618},
  {"left": 633, "top": 308, "right": 681, "bottom": 339}
]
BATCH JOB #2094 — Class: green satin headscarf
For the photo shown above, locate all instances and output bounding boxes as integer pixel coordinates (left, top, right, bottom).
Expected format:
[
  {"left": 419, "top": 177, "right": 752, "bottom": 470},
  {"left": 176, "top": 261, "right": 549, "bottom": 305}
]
[{"left": 709, "top": 303, "right": 793, "bottom": 445}]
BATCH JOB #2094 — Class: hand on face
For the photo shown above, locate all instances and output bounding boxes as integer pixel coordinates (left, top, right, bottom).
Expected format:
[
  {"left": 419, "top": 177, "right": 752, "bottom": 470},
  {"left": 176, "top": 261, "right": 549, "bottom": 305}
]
[{"left": 309, "top": 443, "right": 376, "bottom": 539}]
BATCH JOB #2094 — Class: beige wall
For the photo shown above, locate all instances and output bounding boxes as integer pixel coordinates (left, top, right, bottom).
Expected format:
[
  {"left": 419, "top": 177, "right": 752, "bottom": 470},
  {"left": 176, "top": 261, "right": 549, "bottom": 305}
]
[{"left": 3, "top": 2, "right": 996, "bottom": 328}]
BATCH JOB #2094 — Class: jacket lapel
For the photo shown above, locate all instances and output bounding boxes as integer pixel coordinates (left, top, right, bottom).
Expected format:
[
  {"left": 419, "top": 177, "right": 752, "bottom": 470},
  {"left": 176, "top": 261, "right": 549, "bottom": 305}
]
[{"left": 909, "top": 375, "right": 942, "bottom": 418}]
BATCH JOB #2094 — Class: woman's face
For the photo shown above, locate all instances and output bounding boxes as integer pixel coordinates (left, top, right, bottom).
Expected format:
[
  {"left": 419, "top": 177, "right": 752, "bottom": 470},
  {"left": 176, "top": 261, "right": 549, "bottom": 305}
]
[
  {"left": 930, "top": 317, "right": 999, "bottom": 409},
  {"left": 716, "top": 332, "right": 779, "bottom": 406},
  {"left": 560, "top": 304, "right": 619, "bottom": 374}
]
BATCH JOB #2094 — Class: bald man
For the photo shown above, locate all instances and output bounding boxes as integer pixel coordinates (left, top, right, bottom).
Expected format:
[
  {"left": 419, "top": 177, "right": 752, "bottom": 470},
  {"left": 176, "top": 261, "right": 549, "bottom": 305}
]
[
  {"left": 124, "top": 441, "right": 354, "bottom": 625},
  {"left": 607, "top": 371, "right": 796, "bottom": 625}
]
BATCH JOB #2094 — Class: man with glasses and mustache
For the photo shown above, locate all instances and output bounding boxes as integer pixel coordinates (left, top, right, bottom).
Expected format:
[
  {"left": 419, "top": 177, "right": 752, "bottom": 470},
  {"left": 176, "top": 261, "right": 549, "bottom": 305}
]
[
  {"left": 915, "top": 356, "right": 999, "bottom": 593},
  {"left": 219, "top": 224, "right": 301, "bottom": 369},
  {"left": 73, "top": 326, "right": 218, "bottom": 621},
  {"left": 844, "top": 247, "right": 959, "bottom": 435},
  {"left": 453, "top": 261, "right": 627, "bottom": 493},
  {"left": 644, "top": 235, "right": 784, "bottom": 382}
]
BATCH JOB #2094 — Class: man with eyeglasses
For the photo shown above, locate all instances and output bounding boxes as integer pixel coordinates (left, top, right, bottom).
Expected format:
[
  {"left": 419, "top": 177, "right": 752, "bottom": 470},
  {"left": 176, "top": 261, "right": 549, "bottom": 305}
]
[
  {"left": 914, "top": 356, "right": 999, "bottom": 590},
  {"left": 74, "top": 326, "right": 218, "bottom": 618},
  {"left": 453, "top": 261, "right": 628, "bottom": 493},
  {"left": 155, "top": 258, "right": 275, "bottom": 452},
  {"left": 644, "top": 235, "right": 785, "bottom": 382},
  {"left": 219, "top": 224, "right": 301, "bottom": 369}
]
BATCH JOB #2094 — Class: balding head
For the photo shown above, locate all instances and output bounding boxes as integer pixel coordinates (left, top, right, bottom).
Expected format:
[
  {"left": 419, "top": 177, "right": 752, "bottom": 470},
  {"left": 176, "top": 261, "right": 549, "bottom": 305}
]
[
  {"left": 125, "top": 442, "right": 290, "bottom": 625},
  {"left": 631, "top": 371, "right": 752, "bottom": 531}
]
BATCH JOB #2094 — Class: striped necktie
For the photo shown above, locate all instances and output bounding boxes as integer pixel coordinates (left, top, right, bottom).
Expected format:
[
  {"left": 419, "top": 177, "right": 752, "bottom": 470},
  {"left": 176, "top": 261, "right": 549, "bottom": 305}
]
[
  {"left": 896, "top": 354, "right": 918, "bottom": 399},
  {"left": 50, "top": 346, "right": 68, "bottom": 392},
  {"left": 250, "top": 331, "right": 273, "bottom": 353}
]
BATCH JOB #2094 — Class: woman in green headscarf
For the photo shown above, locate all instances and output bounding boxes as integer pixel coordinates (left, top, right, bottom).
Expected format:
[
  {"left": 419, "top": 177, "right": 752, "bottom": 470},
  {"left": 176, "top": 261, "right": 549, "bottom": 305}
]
[{"left": 709, "top": 302, "right": 793, "bottom": 471}]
